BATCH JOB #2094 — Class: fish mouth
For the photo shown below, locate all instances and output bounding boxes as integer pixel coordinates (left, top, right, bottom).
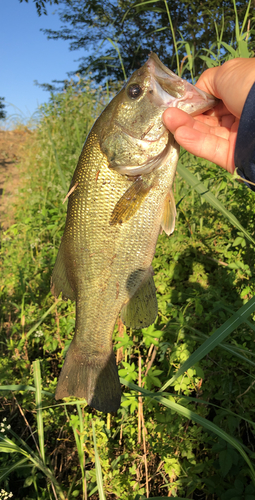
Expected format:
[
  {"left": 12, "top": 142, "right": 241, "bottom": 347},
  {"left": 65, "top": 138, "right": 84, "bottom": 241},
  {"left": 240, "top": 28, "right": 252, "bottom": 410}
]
[{"left": 146, "top": 52, "right": 218, "bottom": 116}]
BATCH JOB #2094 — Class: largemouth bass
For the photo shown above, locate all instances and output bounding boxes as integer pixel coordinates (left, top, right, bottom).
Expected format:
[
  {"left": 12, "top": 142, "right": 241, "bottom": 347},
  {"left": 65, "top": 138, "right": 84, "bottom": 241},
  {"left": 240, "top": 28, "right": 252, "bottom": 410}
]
[{"left": 51, "top": 53, "right": 217, "bottom": 413}]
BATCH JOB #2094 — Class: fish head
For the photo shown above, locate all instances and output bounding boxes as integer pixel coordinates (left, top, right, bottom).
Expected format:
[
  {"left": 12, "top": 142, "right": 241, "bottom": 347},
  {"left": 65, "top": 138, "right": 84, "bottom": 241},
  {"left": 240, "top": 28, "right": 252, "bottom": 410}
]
[{"left": 100, "top": 53, "right": 218, "bottom": 176}]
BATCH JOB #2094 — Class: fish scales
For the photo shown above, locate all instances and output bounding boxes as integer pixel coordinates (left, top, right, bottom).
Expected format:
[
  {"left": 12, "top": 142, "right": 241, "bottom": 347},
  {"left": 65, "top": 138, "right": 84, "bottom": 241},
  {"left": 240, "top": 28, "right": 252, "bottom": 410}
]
[
  {"left": 52, "top": 53, "right": 218, "bottom": 412},
  {"left": 60, "top": 129, "right": 178, "bottom": 385}
]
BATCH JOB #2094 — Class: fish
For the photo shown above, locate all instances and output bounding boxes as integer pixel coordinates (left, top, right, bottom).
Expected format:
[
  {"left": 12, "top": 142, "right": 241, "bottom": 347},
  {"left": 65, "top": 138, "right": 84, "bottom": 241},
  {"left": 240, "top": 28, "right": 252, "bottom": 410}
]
[{"left": 51, "top": 53, "right": 217, "bottom": 413}]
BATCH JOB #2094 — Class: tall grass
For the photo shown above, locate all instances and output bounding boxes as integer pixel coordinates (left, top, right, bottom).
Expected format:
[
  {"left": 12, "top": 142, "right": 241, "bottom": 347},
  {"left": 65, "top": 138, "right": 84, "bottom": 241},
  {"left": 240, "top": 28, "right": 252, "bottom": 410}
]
[
  {"left": 1, "top": 2, "right": 255, "bottom": 499},
  {"left": 0, "top": 102, "right": 41, "bottom": 131}
]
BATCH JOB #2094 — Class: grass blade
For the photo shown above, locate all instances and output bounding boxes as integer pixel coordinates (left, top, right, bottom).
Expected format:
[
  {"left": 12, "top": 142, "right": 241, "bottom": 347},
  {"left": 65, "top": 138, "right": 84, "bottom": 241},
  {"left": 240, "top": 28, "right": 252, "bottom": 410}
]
[
  {"left": 106, "top": 38, "right": 127, "bottom": 81},
  {"left": 33, "top": 360, "right": 45, "bottom": 464},
  {"left": 92, "top": 421, "right": 106, "bottom": 500},
  {"left": 17, "top": 298, "right": 61, "bottom": 348},
  {"left": 161, "top": 296, "right": 255, "bottom": 391},
  {"left": 240, "top": 0, "right": 251, "bottom": 34},
  {"left": 177, "top": 161, "right": 255, "bottom": 245},
  {"left": 120, "top": 379, "right": 255, "bottom": 484},
  {"left": 186, "top": 325, "right": 255, "bottom": 367},
  {"left": 0, "top": 432, "right": 65, "bottom": 499},
  {"left": 74, "top": 120, "right": 82, "bottom": 150},
  {"left": 46, "top": 125, "right": 67, "bottom": 192},
  {"left": 0, "top": 384, "right": 52, "bottom": 395},
  {"left": 163, "top": 0, "right": 180, "bottom": 75},
  {"left": 0, "top": 457, "right": 30, "bottom": 482}
]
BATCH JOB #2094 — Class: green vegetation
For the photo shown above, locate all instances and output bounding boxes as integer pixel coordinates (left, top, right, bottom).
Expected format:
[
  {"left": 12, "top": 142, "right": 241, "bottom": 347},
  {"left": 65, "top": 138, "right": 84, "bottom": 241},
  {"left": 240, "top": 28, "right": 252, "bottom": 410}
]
[
  {"left": 1, "top": 2, "right": 255, "bottom": 499},
  {"left": 27, "top": 0, "right": 255, "bottom": 87}
]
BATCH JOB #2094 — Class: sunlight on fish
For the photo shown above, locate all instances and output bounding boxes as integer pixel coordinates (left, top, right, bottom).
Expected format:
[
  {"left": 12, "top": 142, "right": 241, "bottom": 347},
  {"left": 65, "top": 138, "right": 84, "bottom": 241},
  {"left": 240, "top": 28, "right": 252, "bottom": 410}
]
[{"left": 51, "top": 53, "right": 217, "bottom": 413}]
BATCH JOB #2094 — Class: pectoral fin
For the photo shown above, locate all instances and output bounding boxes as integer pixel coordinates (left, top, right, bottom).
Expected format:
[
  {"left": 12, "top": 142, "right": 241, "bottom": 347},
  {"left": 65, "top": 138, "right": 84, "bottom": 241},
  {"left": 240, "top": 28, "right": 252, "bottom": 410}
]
[
  {"left": 110, "top": 176, "right": 153, "bottom": 225},
  {"left": 160, "top": 189, "right": 176, "bottom": 236},
  {"left": 121, "top": 272, "right": 158, "bottom": 329},
  {"left": 51, "top": 241, "right": 76, "bottom": 301}
]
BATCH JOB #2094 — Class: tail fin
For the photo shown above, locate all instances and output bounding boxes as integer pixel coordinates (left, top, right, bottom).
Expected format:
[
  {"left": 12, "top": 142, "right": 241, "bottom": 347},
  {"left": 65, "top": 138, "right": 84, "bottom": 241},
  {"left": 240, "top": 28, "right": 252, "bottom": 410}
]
[{"left": 55, "top": 341, "right": 121, "bottom": 413}]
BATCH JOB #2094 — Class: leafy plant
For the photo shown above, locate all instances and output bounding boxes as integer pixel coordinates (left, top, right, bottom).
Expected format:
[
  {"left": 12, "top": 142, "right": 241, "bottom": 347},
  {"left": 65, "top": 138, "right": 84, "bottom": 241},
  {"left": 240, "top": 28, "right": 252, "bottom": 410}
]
[{"left": 1, "top": 1, "right": 255, "bottom": 498}]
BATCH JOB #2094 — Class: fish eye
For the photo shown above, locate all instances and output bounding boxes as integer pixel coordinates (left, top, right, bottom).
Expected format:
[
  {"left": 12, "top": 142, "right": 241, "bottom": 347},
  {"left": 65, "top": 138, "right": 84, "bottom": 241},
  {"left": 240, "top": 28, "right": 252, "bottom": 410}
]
[{"left": 127, "top": 84, "right": 142, "bottom": 99}]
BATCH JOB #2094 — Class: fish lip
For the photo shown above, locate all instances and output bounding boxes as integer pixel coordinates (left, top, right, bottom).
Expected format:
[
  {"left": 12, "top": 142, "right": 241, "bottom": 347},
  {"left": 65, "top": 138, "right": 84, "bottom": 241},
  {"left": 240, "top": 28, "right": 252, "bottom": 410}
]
[
  {"left": 146, "top": 53, "right": 185, "bottom": 94},
  {"left": 146, "top": 53, "right": 185, "bottom": 104},
  {"left": 146, "top": 52, "right": 219, "bottom": 115}
]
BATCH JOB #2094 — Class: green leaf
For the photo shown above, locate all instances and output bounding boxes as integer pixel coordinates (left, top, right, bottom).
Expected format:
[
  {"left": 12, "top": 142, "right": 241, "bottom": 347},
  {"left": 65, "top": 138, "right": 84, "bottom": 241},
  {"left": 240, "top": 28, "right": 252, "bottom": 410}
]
[
  {"left": 72, "top": 490, "right": 80, "bottom": 498},
  {"left": 24, "top": 475, "right": 34, "bottom": 487},
  {"left": 161, "top": 296, "right": 255, "bottom": 391},
  {"left": 120, "top": 378, "right": 255, "bottom": 483},
  {"left": 238, "top": 39, "right": 250, "bottom": 58},
  {"left": 233, "top": 236, "right": 245, "bottom": 247},
  {"left": 220, "top": 41, "right": 237, "bottom": 57},
  {"left": 177, "top": 162, "right": 255, "bottom": 246},
  {"left": 33, "top": 360, "right": 45, "bottom": 464},
  {"left": 219, "top": 449, "right": 233, "bottom": 476}
]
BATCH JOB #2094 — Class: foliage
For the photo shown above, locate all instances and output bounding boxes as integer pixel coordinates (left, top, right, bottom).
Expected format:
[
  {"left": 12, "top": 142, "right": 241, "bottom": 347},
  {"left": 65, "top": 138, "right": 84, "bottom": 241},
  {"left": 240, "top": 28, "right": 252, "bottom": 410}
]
[
  {"left": 1, "top": 4, "right": 255, "bottom": 499},
  {"left": 1, "top": 74, "right": 255, "bottom": 498},
  {"left": 38, "top": 0, "right": 255, "bottom": 86},
  {"left": 19, "top": 0, "right": 59, "bottom": 17},
  {"left": 0, "top": 98, "right": 6, "bottom": 121}
]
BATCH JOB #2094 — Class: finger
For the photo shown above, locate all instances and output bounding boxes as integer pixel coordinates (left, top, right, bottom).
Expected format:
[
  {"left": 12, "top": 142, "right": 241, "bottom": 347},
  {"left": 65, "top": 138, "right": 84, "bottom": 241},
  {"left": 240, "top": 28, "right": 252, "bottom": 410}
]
[
  {"left": 163, "top": 108, "right": 236, "bottom": 137},
  {"left": 163, "top": 107, "right": 238, "bottom": 171},
  {"left": 163, "top": 108, "right": 222, "bottom": 134},
  {"left": 163, "top": 108, "right": 196, "bottom": 133},
  {"left": 193, "top": 120, "right": 235, "bottom": 140},
  {"left": 174, "top": 125, "right": 237, "bottom": 173},
  {"left": 194, "top": 113, "right": 238, "bottom": 131}
]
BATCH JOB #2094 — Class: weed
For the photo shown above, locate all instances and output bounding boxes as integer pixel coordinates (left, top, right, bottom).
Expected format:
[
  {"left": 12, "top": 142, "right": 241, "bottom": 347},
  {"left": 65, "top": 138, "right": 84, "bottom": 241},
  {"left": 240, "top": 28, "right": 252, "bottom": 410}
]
[{"left": 1, "top": 2, "right": 255, "bottom": 498}]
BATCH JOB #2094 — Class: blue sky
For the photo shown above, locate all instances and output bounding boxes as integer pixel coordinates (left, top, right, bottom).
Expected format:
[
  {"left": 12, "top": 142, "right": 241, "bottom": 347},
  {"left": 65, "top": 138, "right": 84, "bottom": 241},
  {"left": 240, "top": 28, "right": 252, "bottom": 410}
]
[{"left": 1, "top": 0, "right": 84, "bottom": 124}]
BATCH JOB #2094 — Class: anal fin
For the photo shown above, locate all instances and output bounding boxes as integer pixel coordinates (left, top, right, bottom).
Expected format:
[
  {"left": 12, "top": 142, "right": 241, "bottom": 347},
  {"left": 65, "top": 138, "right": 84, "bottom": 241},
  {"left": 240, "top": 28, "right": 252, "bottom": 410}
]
[
  {"left": 51, "top": 241, "right": 76, "bottom": 301},
  {"left": 121, "top": 270, "right": 158, "bottom": 329}
]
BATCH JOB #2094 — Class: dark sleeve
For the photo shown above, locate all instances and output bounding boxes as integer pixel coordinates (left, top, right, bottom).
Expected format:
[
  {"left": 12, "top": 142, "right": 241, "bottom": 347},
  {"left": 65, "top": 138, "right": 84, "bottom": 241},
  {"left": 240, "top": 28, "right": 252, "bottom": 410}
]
[{"left": 234, "top": 82, "right": 255, "bottom": 191}]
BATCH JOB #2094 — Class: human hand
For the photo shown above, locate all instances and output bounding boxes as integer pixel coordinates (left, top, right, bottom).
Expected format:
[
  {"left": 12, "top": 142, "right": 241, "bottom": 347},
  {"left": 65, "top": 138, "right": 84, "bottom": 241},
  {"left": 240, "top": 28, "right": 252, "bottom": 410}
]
[{"left": 163, "top": 58, "right": 255, "bottom": 173}]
